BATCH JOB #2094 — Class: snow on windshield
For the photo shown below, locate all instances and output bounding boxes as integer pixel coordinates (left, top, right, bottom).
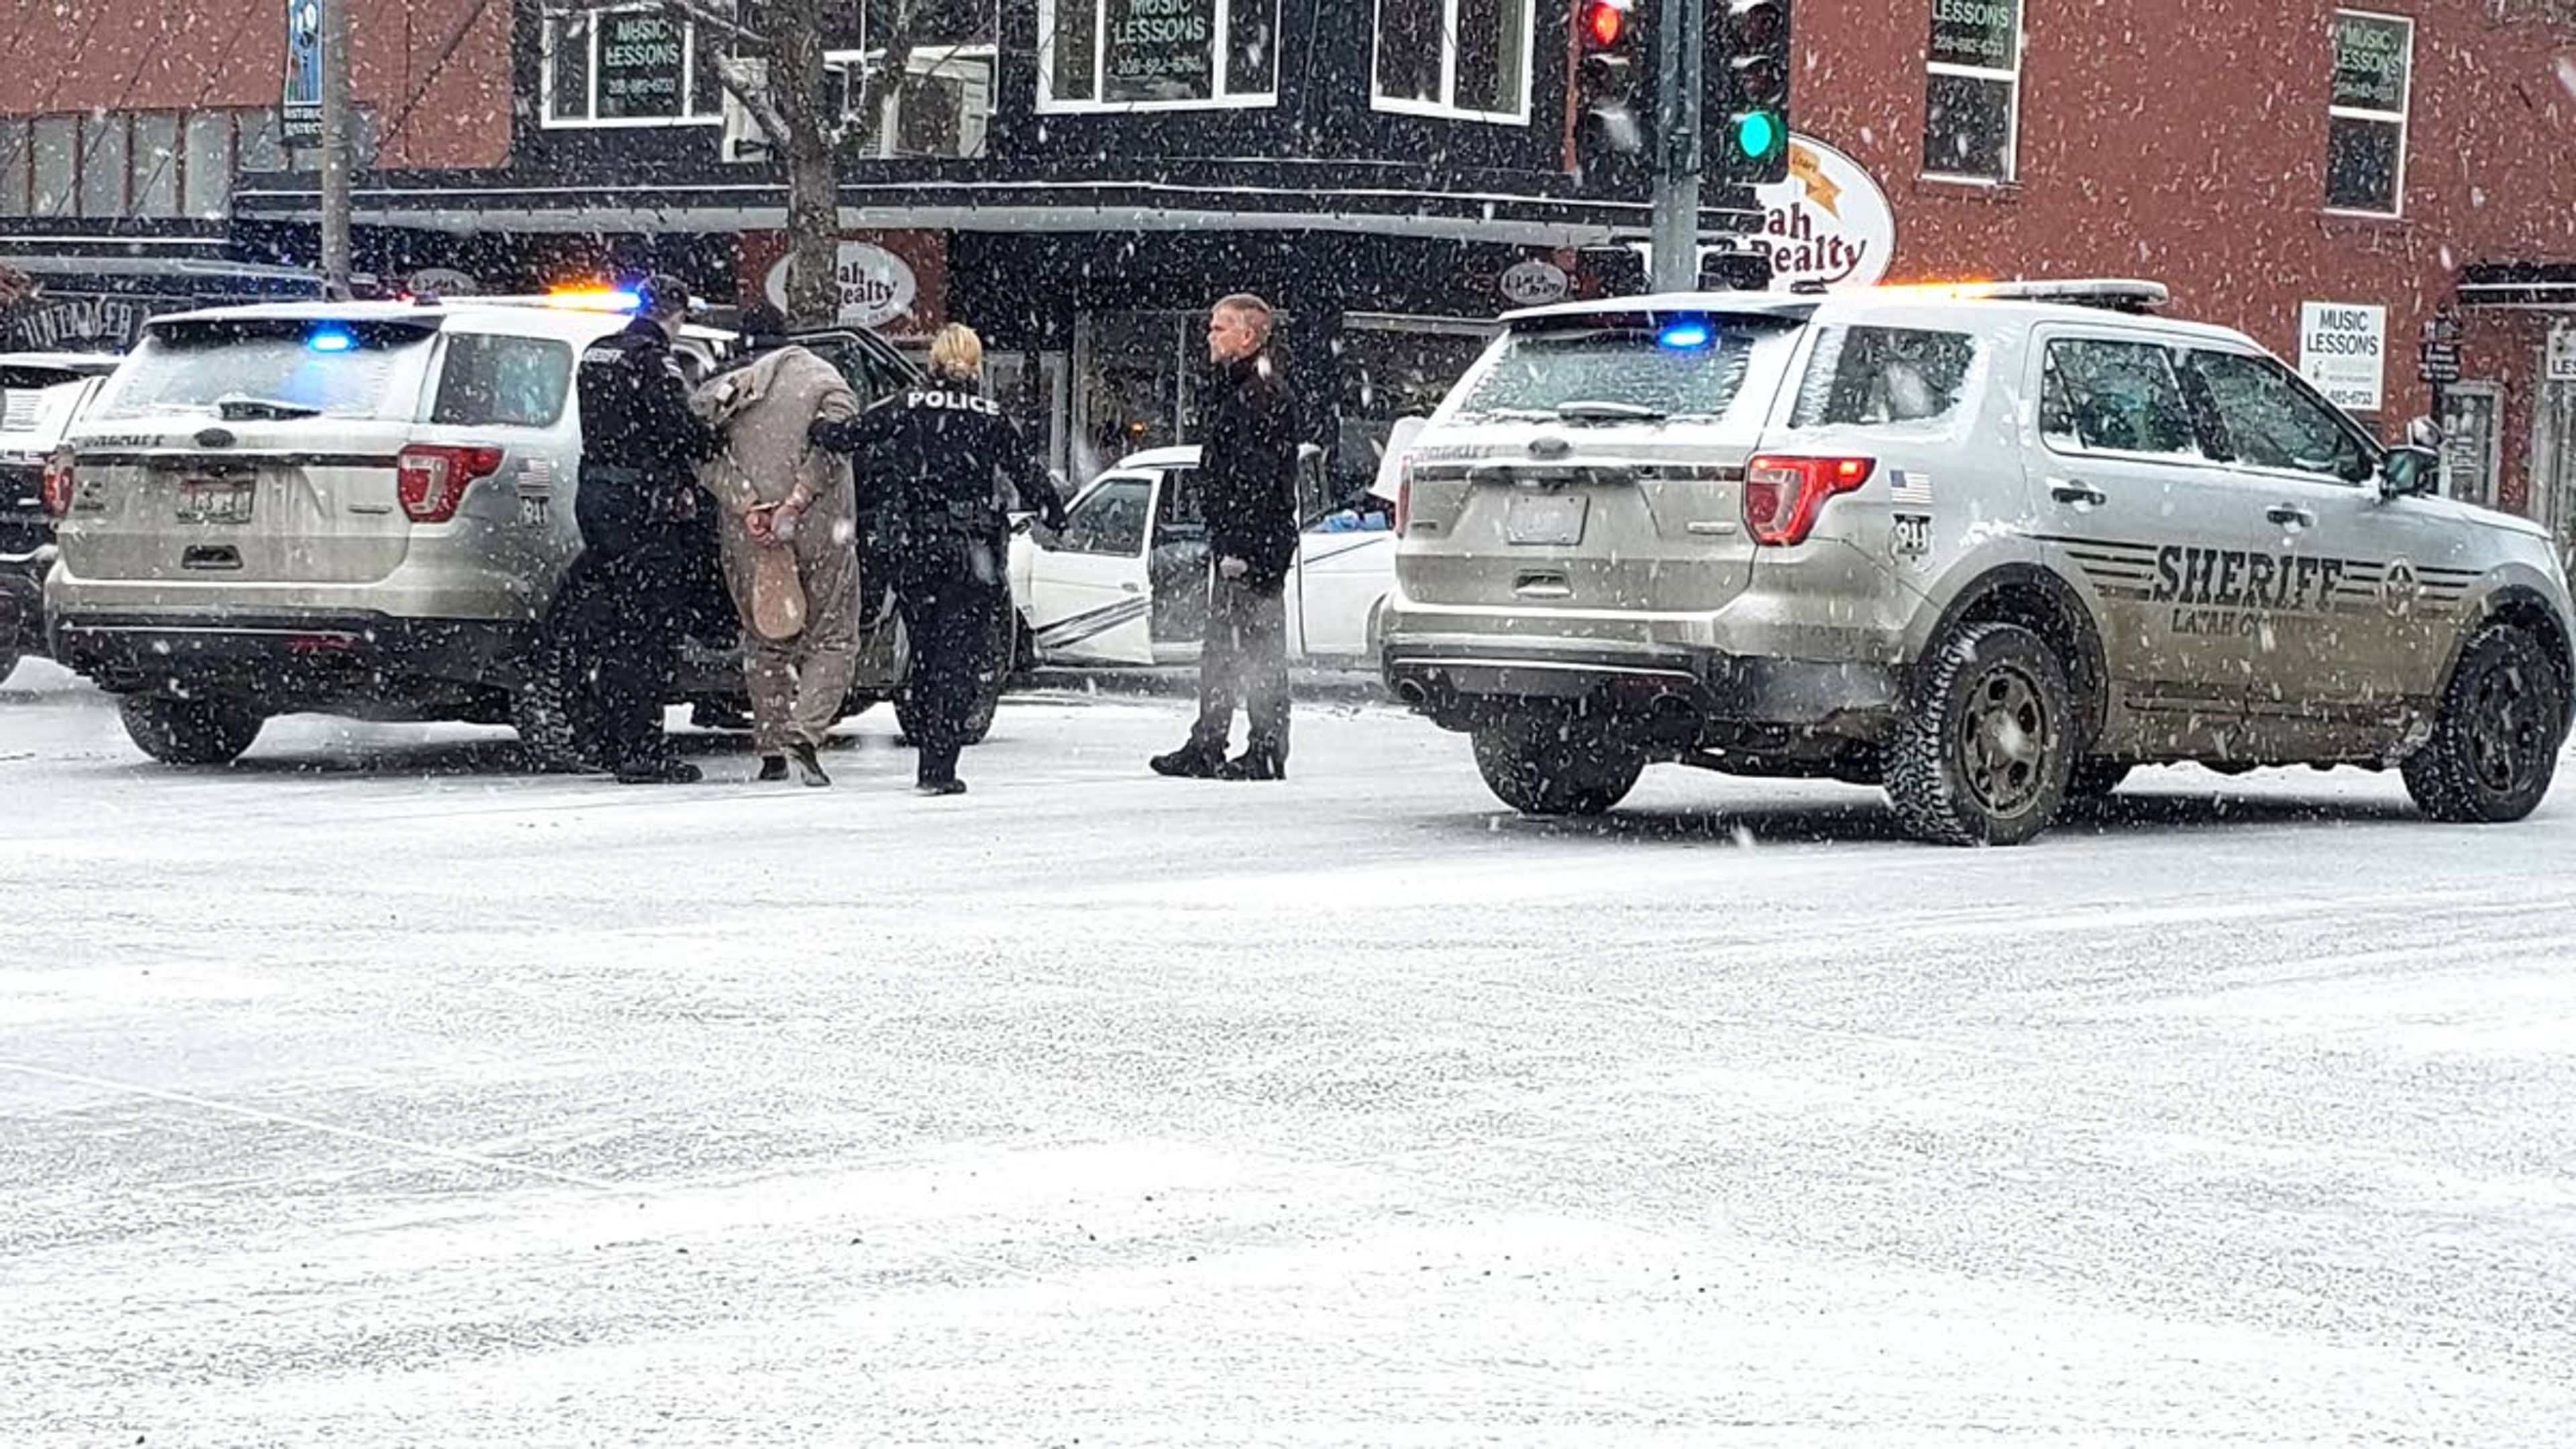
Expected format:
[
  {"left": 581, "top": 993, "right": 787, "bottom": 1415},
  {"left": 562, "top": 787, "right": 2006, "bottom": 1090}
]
[
  {"left": 1450, "top": 325, "right": 1758, "bottom": 421},
  {"left": 95, "top": 325, "right": 431, "bottom": 422}
]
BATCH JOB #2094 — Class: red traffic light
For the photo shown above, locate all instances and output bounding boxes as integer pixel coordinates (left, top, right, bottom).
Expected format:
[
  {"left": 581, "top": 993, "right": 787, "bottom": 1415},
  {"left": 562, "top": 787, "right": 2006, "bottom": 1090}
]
[{"left": 1587, "top": 0, "right": 1629, "bottom": 46}]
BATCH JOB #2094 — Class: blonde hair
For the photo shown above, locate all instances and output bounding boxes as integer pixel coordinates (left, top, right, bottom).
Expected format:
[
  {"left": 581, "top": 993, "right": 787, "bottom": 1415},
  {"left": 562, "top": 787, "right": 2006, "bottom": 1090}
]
[{"left": 928, "top": 323, "right": 984, "bottom": 382}]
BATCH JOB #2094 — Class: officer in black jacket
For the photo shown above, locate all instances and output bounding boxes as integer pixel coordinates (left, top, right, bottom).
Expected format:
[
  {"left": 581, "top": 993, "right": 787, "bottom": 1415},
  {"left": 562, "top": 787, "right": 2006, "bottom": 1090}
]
[
  {"left": 1151, "top": 293, "right": 1304, "bottom": 782},
  {"left": 808, "top": 323, "right": 1067, "bottom": 795},
  {"left": 557, "top": 273, "right": 722, "bottom": 784}
]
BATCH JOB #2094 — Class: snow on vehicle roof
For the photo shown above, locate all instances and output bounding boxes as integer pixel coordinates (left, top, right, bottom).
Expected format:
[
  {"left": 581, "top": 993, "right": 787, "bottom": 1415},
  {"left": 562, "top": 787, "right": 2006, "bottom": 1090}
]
[
  {"left": 133, "top": 298, "right": 714, "bottom": 345},
  {"left": 0, "top": 351, "right": 123, "bottom": 373},
  {"left": 1115, "top": 445, "right": 1201, "bottom": 469},
  {"left": 1503, "top": 280, "right": 2253, "bottom": 348}
]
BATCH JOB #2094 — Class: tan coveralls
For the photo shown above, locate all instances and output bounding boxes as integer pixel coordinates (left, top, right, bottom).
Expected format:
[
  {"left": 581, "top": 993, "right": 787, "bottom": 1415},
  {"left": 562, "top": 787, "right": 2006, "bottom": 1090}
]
[{"left": 690, "top": 345, "right": 863, "bottom": 755}]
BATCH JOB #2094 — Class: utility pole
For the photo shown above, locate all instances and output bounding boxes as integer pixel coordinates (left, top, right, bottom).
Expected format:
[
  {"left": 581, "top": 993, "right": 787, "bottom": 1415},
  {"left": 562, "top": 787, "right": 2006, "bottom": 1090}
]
[
  {"left": 319, "top": 0, "right": 354, "bottom": 299},
  {"left": 1649, "top": 0, "right": 1706, "bottom": 292}
]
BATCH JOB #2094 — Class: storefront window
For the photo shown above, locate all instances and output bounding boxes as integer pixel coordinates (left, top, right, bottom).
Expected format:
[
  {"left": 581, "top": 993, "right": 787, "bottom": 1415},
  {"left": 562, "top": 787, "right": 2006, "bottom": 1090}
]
[
  {"left": 1040, "top": 0, "right": 1282, "bottom": 110},
  {"left": 1373, "top": 0, "right": 1534, "bottom": 122},
  {"left": 1075, "top": 311, "right": 1197, "bottom": 480},
  {"left": 1923, "top": 0, "right": 2019, "bottom": 182},
  {"left": 0, "top": 121, "right": 30, "bottom": 216},
  {"left": 543, "top": 6, "right": 723, "bottom": 127},
  {"left": 2326, "top": 11, "right": 2410, "bottom": 215},
  {"left": 1335, "top": 316, "right": 1492, "bottom": 498}
]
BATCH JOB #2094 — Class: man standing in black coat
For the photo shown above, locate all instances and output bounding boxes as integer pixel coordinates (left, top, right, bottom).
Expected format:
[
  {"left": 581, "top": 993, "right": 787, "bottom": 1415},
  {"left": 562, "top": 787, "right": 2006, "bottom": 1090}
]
[
  {"left": 1151, "top": 293, "right": 1303, "bottom": 782},
  {"left": 555, "top": 273, "right": 722, "bottom": 784}
]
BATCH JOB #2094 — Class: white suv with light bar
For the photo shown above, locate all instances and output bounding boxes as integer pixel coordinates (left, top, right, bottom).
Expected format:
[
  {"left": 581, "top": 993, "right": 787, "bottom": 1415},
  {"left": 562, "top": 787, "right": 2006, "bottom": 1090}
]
[
  {"left": 1381, "top": 279, "right": 2576, "bottom": 844},
  {"left": 44, "top": 296, "right": 925, "bottom": 765}
]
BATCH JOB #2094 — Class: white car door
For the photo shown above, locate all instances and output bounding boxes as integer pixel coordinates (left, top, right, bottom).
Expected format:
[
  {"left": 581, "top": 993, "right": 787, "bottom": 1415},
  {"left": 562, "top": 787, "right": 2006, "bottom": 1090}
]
[
  {"left": 1289, "top": 524, "right": 1397, "bottom": 659},
  {"left": 1021, "top": 472, "right": 1158, "bottom": 665}
]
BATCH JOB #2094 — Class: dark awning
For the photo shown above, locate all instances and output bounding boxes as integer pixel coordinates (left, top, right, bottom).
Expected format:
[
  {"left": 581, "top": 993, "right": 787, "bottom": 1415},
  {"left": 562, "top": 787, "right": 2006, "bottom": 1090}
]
[{"left": 2457, "top": 261, "right": 2576, "bottom": 308}]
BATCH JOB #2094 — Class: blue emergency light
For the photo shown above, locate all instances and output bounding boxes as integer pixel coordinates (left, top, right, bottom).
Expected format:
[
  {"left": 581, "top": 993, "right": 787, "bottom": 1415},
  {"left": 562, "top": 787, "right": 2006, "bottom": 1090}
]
[
  {"left": 307, "top": 327, "right": 356, "bottom": 354},
  {"left": 1658, "top": 320, "right": 1713, "bottom": 350}
]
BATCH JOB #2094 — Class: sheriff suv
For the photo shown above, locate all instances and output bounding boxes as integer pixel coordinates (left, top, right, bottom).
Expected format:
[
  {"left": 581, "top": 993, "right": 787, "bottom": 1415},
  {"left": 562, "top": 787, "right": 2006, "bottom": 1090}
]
[
  {"left": 1380, "top": 280, "right": 2575, "bottom": 845},
  {"left": 44, "top": 296, "right": 952, "bottom": 765}
]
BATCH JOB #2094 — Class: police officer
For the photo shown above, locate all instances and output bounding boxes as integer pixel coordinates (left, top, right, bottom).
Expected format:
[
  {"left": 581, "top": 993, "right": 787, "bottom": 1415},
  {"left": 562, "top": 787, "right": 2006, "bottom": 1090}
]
[
  {"left": 808, "top": 323, "right": 1067, "bottom": 796},
  {"left": 560, "top": 272, "right": 722, "bottom": 784}
]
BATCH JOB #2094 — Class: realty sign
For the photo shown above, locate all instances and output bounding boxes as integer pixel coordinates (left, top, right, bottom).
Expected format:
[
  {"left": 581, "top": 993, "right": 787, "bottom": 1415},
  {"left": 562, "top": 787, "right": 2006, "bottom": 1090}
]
[
  {"left": 1752, "top": 136, "right": 1896, "bottom": 291},
  {"left": 2299, "top": 301, "right": 2387, "bottom": 412}
]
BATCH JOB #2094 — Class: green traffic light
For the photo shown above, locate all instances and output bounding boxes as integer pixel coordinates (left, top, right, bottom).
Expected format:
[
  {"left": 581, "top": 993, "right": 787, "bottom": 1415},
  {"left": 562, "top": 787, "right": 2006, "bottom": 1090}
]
[{"left": 1735, "top": 110, "right": 1782, "bottom": 160}]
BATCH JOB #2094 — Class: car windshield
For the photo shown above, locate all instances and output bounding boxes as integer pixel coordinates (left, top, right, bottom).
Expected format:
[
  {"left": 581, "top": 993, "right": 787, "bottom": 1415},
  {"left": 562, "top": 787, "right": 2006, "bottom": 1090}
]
[
  {"left": 1447, "top": 319, "right": 1769, "bottom": 423},
  {"left": 94, "top": 319, "right": 435, "bottom": 422}
]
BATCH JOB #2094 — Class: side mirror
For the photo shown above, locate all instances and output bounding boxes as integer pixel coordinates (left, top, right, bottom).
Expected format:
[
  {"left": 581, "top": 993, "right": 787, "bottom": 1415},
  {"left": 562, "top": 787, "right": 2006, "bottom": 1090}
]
[
  {"left": 2379, "top": 443, "right": 2440, "bottom": 500},
  {"left": 2404, "top": 415, "right": 2443, "bottom": 450}
]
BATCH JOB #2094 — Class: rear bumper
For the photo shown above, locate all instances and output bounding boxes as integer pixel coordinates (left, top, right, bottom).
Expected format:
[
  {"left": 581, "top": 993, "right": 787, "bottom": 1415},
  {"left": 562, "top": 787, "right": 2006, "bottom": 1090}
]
[
  {"left": 49, "top": 609, "right": 526, "bottom": 701},
  {"left": 1382, "top": 631, "right": 1903, "bottom": 737}
]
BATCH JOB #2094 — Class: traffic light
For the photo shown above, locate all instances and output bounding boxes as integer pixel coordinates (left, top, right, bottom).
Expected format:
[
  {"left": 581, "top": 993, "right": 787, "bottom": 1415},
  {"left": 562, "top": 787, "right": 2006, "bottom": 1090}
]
[
  {"left": 1574, "top": 0, "right": 1655, "bottom": 195},
  {"left": 1713, "top": 0, "right": 1790, "bottom": 184}
]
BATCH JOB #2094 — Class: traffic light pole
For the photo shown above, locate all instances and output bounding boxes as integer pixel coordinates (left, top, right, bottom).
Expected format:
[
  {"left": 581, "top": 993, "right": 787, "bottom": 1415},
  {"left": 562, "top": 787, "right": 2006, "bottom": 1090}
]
[
  {"left": 1650, "top": 0, "right": 1707, "bottom": 292},
  {"left": 319, "top": 0, "right": 354, "bottom": 299}
]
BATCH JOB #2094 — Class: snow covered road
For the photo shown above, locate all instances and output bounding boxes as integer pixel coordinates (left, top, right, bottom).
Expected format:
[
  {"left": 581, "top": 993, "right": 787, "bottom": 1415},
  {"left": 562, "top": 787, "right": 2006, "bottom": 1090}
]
[{"left": 5, "top": 661, "right": 2573, "bottom": 1446}]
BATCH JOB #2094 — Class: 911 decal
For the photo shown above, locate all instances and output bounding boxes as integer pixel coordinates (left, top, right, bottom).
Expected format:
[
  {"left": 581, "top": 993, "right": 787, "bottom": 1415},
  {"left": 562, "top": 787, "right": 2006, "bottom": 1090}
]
[{"left": 1892, "top": 513, "right": 1933, "bottom": 557}]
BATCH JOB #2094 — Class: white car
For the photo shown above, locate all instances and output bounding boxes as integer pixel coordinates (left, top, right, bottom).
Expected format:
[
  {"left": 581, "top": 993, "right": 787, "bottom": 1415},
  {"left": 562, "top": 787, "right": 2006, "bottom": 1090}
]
[
  {"left": 1008, "top": 444, "right": 1397, "bottom": 667},
  {"left": 2, "top": 352, "right": 120, "bottom": 682}
]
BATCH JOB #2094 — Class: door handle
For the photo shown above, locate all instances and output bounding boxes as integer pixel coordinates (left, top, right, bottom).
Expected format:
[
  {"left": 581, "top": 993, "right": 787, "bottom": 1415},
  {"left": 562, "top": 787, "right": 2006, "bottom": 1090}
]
[
  {"left": 2265, "top": 504, "right": 2315, "bottom": 529},
  {"left": 1120, "top": 582, "right": 1142, "bottom": 594},
  {"left": 2049, "top": 480, "right": 2108, "bottom": 506}
]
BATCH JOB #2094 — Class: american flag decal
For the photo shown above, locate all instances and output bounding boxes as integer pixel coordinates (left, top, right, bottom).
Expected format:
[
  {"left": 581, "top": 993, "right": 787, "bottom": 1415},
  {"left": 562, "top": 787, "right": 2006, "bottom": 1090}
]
[{"left": 1888, "top": 469, "right": 1935, "bottom": 505}]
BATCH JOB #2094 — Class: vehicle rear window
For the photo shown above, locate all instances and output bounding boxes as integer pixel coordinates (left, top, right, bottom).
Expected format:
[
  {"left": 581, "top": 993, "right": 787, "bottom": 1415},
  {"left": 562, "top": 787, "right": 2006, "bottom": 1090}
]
[
  {"left": 1, "top": 372, "right": 89, "bottom": 435},
  {"left": 431, "top": 333, "right": 575, "bottom": 427},
  {"left": 95, "top": 319, "right": 434, "bottom": 422},
  {"left": 1448, "top": 320, "right": 1764, "bottom": 422},
  {"left": 1790, "top": 325, "right": 1977, "bottom": 428}
]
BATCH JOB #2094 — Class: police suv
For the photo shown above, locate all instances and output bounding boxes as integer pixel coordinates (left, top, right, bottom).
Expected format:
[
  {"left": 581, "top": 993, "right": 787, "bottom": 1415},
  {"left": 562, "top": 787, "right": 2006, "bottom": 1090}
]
[
  {"left": 1380, "top": 280, "right": 2576, "bottom": 845},
  {"left": 42, "top": 294, "right": 942, "bottom": 765}
]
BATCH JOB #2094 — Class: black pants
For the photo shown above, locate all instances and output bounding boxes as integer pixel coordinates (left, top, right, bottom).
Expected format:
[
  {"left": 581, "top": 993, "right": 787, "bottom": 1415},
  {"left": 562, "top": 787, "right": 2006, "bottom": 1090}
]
[
  {"left": 1191, "top": 572, "right": 1289, "bottom": 759},
  {"left": 566, "top": 543, "right": 694, "bottom": 771},
  {"left": 896, "top": 543, "right": 1004, "bottom": 786}
]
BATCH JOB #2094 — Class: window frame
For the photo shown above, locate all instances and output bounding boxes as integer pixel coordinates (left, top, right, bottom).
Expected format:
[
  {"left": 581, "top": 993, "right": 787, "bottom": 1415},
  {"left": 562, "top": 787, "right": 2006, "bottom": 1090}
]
[
  {"left": 2180, "top": 344, "right": 2382, "bottom": 488},
  {"left": 1369, "top": 0, "right": 1538, "bottom": 126},
  {"left": 2034, "top": 333, "right": 2208, "bottom": 466},
  {"left": 1921, "top": 0, "right": 2024, "bottom": 185},
  {"left": 825, "top": 45, "right": 998, "bottom": 158},
  {"left": 2324, "top": 8, "right": 2412, "bottom": 219},
  {"left": 1037, "top": 0, "right": 1285, "bottom": 114},
  {"left": 541, "top": 5, "right": 724, "bottom": 130}
]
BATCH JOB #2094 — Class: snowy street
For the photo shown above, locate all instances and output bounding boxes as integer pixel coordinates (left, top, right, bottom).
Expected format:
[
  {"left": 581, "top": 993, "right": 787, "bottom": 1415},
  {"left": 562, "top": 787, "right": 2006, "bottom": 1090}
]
[{"left": 5, "top": 660, "right": 2574, "bottom": 1446}]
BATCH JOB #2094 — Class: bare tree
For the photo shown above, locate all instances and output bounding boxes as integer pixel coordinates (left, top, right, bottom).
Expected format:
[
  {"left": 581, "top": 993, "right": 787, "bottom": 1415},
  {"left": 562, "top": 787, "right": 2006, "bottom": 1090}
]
[{"left": 642, "top": 1, "right": 927, "bottom": 326}]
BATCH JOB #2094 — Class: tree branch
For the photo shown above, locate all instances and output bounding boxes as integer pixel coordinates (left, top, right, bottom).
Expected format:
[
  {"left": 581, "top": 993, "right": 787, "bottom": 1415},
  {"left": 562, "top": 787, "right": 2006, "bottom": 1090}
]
[{"left": 655, "top": 0, "right": 769, "bottom": 52}]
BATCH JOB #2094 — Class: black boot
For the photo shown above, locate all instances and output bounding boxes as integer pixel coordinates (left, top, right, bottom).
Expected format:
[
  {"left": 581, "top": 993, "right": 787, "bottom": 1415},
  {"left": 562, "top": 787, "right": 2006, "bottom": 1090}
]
[
  {"left": 789, "top": 742, "right": 830, "bottom": 788},
  {"left": 917, "top": 777, "right": 968, "bottom": 797},
  {"left": 1150, "top": 742, "right": 1226, "bottom": 779},
  {"left": 614, "top": 755, "right": 702, "bottom": 786},
  {"left": 1216, "top": 745, "right": 1285, "bottom": 782},
  {"left": 756, "top": 755, "right": 789, "bottom": 782}
]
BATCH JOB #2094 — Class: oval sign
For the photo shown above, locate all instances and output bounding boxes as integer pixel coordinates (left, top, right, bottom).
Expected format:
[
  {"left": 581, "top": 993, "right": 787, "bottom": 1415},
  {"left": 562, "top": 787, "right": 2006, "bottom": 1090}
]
[
  {"left": 1753, "top": 136, "right": 1896, "bottom": 291},
  {"left": 765, "top": 239, "right": 919, "bottom": 329},
  {"left": 1499, "top": 258, "right": 1570, "bottom": 308}
]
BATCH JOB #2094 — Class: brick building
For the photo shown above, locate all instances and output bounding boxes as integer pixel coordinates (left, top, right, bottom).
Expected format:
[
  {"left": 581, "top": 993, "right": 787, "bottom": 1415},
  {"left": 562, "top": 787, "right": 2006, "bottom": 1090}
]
[{"left": 1778, "top": 0, "right": 2576, "bottom": 545}]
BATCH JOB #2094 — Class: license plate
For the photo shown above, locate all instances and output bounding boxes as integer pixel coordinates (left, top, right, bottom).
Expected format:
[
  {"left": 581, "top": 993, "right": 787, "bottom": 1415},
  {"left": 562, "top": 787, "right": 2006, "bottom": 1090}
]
[
  {"left": 176, "top": 476, "right": 255, "bottom": 524},
  {"left": 1505, "top": 493, "right": 1588, "bottom": 546}
]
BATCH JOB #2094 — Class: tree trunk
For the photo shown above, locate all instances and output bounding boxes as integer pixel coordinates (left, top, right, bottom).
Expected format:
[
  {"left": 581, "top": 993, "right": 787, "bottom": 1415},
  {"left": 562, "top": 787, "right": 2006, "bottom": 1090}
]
[{"left": 774, "top": 0, "right": 839, "bottom": 330}]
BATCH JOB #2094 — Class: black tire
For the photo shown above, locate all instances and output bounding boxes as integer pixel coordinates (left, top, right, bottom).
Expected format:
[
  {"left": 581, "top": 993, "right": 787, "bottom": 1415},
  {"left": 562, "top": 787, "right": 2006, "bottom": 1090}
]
[
  {"left": 1886, "top": 621, "right": 2076, "bottom": 847},
  {"left": 2066, "top": 758, "right": 2133, "bottom": 800},
  {"left": 510, "top": 634, "right": 606, "bottom": 773},
  {"left": 1471, "top": 725, "right": 1646, "bottom": 817},
  {"left": 2402, "top": 623, "right": 2569, "bottom": 824},
  {"left": 119, "top": 693, "right": 264, "bottom": 766}
]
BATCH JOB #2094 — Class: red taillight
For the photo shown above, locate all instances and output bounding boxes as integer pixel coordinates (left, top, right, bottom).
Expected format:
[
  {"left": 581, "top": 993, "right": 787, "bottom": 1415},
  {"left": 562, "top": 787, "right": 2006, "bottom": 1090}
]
[
  {"left": 40, "top": 447, "right": 75, "bottom": 518},
  {"left": 1395, "top": 457, "right": 1415, "bottom": 537},
  {"left": 1586, "top": 0, "right": 1628, "bottom": 46},
  {"left": 396, "top": 444, "right": 505, "bottom": 523},
  {"left": 1743, "top": 454, "right": 1876, "bottom": 546}
]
